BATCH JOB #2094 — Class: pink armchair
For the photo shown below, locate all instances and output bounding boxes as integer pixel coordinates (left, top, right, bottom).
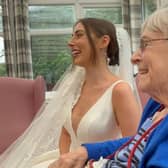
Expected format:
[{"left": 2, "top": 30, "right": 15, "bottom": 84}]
[{"left": 0, "top": 76, "right": 46, "bottom": 154}]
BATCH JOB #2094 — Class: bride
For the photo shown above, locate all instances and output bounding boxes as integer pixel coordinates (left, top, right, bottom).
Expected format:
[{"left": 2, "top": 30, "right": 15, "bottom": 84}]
[{"left": 0, "top": 18, "right": 141, "bottom": 168}]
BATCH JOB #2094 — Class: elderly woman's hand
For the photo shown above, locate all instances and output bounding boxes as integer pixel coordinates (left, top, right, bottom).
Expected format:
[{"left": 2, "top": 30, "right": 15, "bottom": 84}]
[{"left": 48, "top": 146, "right": 88, "bottom": 168}]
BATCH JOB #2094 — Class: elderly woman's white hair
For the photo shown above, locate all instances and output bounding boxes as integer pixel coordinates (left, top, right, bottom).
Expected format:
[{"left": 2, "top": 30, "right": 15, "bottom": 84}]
[{"left": 142, "top": 7, "right": 168, "bottom": 36}]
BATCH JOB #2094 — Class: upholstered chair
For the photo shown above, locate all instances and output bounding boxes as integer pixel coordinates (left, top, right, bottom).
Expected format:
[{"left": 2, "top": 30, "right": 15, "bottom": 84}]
[{"left": 0, "top": 76, "right": 46, "bottom": 154}]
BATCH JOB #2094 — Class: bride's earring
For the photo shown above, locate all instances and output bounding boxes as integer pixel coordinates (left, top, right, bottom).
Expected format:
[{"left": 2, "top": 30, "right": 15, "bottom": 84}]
[
  {"left": 106, "top": 57, "right": 110, "bottom": 65},
  {"left": 104, "top": 51, "right": 110, "bottom": 65},
  {"left": 106, "top": 58, "right": 110, "bottom": 65},
  {"left": 102, "top": 48, "right": 109, "bottom": 65}
]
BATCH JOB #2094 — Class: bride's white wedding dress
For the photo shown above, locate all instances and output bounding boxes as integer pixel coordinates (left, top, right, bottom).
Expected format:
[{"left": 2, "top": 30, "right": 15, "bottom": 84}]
[
  {"left": 0, "top": 28, "right": 140, "bottom": 168},
  {"left": 32, "top": 80, "right": 124, "bottom": 168},
  {"left": 64, "top": 80, "right": 124, "bottom": 146}
]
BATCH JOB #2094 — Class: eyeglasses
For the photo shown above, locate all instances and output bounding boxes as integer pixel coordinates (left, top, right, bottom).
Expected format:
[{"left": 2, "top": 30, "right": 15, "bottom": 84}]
[{"left": 140, "top": 38, "right": 168, "bottom": 51}]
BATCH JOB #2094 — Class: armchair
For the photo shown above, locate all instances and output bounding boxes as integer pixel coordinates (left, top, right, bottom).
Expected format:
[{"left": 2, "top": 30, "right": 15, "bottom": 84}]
[{"left": 0, "top": 76, "right": 46, "bottom": 154}]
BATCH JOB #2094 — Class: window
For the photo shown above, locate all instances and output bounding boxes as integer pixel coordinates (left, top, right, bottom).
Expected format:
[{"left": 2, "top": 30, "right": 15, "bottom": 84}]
[
  {"left": 31, "top": 34, "right": 72, "bottom": 88},
  {"left": 29, "top": 0, "right": 122, "bottom": 90},
  {"left": 142, "top": 0, "right": 157, "bottom": 20},
  {"left": 29, "top": 4, "right": 75, "bottom": 89},
  {"left": 29, "top": 5, "right": 75, "bottom": 29},
  {"left": 84, "top": 7, "right": 122, "bottom": 24}
]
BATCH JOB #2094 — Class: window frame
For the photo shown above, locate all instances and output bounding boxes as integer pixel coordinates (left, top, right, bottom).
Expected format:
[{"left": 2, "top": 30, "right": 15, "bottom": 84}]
[{"left": 29, "top": 0, "right": 123, "bottom": 37}]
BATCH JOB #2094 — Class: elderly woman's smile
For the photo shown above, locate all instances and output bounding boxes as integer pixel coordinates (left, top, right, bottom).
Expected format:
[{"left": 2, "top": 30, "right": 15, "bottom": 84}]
[{"left": 138, "top": 68, "right": 148, "bottom": 75}]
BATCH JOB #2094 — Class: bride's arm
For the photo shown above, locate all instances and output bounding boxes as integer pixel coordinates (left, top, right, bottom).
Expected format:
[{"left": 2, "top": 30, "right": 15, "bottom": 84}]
[
  {"left": 59, "top": 127, "right": 71, "bottom": 154},
  {"left": 112, "top": 82, "right": 141, "bottom": 136}
]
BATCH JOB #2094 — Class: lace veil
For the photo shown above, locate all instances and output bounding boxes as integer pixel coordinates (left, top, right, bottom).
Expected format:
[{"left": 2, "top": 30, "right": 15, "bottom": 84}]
[
  {"left": 111, "top": 28, "right": 141, "bottom": 108},
  {"left": 0, "top": 28, "right": 140, "bottom": 168}
]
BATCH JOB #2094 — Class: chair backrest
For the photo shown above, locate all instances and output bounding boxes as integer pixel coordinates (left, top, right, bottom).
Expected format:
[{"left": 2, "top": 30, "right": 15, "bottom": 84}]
[{"left": 0, "top": 76, "right": 46, "bottom": 154}]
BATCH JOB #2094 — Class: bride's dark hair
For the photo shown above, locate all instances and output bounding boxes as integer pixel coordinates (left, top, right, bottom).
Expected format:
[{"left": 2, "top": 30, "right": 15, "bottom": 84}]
[{"left": 74, "top": 18, "right": 119, "bottom": 66}]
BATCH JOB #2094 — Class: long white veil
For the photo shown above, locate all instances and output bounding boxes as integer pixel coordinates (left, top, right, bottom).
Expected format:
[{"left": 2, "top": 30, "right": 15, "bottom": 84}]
[
  {"left": 0, "top": 28, "right": 140, "bottom": 168},
  {"left": 0, "top": 66, "right": 86, "bottom": 168},
  {"left": 113, "top": 28, "right": 141, "bottom": 108}
]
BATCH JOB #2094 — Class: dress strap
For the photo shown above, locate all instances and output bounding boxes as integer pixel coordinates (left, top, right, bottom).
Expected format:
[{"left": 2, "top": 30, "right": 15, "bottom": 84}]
[{"left": 109, "top": 80, "right": 130, "bottom": 91}]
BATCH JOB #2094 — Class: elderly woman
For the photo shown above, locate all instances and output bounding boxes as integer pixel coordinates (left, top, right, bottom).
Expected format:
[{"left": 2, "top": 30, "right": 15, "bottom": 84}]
[{"left": 48, "top": 7, "right": 168, "bottom": 168}]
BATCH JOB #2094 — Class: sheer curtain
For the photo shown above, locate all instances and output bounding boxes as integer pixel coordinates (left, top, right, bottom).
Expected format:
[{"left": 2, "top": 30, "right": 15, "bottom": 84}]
[{"left": 2, "top": 0, "right": 33, "bottom": 78}]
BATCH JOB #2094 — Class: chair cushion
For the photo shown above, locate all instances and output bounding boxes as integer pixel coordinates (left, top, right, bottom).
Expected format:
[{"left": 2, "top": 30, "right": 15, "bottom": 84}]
[{"left": 0, "top": 76, "right": 45, "bottom": 154}]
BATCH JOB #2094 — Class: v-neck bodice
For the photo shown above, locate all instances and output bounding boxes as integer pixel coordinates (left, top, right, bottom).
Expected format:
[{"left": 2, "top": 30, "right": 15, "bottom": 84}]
[{"left": 63, "top": 80, "right": 125, "bottom": 150}]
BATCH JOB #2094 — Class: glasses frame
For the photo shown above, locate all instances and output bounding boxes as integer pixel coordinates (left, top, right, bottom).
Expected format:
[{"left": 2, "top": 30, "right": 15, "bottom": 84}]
[{"left": 140, "top": 38, "right": 168, "bottom": 52}]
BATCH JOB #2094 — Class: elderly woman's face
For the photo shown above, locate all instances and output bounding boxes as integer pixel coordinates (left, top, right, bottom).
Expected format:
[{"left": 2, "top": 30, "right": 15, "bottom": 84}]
[{"left": 131, "top": 29, "right": 168, "bottom": 99}]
